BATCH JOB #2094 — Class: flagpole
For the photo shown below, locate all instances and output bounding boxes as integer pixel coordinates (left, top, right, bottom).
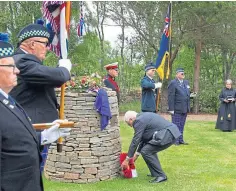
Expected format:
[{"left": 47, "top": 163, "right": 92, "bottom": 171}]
[
  {"left": 57, "top": 1, "right": 71, "bottom": 152},
  {"left": 167, "top": 1, "right": 172, "bottom": 80},
  {"left": 156, "top": 2, "right": 172, "bottom": 113}
]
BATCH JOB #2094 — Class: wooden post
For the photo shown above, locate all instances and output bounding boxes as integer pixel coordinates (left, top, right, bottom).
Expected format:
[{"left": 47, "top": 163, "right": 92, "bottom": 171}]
[{"left": 57, "top": 1, "right": 71, "bottom": 152}]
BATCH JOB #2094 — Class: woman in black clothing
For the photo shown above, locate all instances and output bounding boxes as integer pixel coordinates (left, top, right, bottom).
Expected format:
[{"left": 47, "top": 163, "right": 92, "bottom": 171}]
[{"left": 216, "top": 79, "right": 236, "bottom": 132}]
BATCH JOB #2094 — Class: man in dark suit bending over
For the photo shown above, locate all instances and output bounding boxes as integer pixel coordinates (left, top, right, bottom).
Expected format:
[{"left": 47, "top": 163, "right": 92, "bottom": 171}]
[{"left": 121, "top": 111, "right": 181, "bottom": 183}]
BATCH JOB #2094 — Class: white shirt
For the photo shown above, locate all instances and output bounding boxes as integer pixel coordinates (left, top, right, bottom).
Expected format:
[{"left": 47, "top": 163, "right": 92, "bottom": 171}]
[
  {"left": 146, "top": 74, "right": 153, "bottom": 80},
  {"left": 0, "top": 88, "right": 9, "bottom": 99},
  {"left": 178, "top": 79, "right": 183, "bottom": 83},
  {"left": 20, "top": 48, "right": 28, "bottom": 54}
]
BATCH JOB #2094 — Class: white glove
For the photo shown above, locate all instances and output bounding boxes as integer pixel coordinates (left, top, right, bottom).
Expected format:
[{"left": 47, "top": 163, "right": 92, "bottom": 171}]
[
  {"left": 155, "top": 82, "right": 162, "bottom": 89},
  {"left": 168, "top": 111, "right": 174, "bottom": 115},
  {"left": 190, "top": 92, "right": 197, "bottom": 98},
  {"left": 41, "top": 120, "right": 71, "bottom": 145},
  {"left": 59, "top": 59, "right": 72, "bottom": 73}
]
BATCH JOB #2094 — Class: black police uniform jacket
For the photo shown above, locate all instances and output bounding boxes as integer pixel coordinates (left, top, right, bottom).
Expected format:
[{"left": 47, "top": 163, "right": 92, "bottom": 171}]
[
  {"left": 0, "top": 93, "right": 43, "bottom": 191},
  {"left": 10, "top": 49, "right": 71, "bottom": 123},
  {"left": 168, "top": 78, "right": 190, "bottom": 114}
]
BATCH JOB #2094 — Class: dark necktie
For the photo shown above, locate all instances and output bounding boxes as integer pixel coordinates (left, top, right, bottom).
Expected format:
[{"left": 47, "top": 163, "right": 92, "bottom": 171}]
[
  {"left": 8, "top": 95, "right": 16, "bottom": 106},
  {"left": 8, "top": 95, "right": 29, "bottom": 120}
]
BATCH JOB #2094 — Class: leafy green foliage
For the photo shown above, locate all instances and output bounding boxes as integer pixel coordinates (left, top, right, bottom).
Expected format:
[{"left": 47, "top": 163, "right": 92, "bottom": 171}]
[{"left": 1, "top": 1, "right": 236, "bottom": 112}]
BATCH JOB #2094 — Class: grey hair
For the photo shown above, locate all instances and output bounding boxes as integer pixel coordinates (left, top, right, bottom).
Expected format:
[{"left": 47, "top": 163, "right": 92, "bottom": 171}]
[
  {"left": 124, "top": 111, "right": 138, "bottom": 122},
  {"left": 225, "top": 79, "right": 232, "bottom": 84}
]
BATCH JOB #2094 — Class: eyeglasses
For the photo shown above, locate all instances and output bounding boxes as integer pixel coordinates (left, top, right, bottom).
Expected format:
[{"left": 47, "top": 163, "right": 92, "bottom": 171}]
[
  {"left": 0, "top": 64, "right": 16, "bottom": 72},
  {"left": 33, "top": 40, "right": 49, "bottom": 47}
]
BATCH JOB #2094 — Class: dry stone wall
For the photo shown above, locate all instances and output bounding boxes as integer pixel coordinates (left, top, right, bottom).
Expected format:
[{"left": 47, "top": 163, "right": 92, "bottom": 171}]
[{"left": 44, "top": 90, "right": 121, "bottom": 183}]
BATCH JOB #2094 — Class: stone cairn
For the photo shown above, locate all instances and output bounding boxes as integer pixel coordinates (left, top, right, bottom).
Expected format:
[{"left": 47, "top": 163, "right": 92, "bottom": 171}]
[{"left": 44, "top": 89, "right": 121, "bottom": 183}]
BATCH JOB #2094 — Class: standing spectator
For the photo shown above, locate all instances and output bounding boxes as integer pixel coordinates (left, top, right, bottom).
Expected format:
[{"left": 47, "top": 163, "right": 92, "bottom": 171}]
[
  {"left": 9, "top": 23, "right": 71, "bottom": 171},
  {"left": 103, "top": 62, "right": 120, "bottom": 103},
  {"left": 167, "top": 68, "right": 191, "bottom": 145},
  {"left": 216, "top": 79, "right": 236, "bottom": 132},
  {"left": 141, "top": 63, "right": 162, "bottom": 113}
]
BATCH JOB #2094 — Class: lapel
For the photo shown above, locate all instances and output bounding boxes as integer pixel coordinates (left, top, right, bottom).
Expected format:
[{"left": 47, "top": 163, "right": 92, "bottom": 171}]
[
  {"left": 0, "top": 93, "right": 38, "bottom": 144},
  {"left": 146, "top": 76, "right": 155, "bottom": 83},
  {"left": 175, "top": 79, "right": 189, "bottom": 95},
  {"left": 175, "top": 78, "right": 182, "bottom": 87}
]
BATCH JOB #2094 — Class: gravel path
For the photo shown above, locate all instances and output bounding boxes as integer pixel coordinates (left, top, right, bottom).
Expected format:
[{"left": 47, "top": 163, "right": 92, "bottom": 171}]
[{"left": 119, "top": 113, "right": 217, "bottom": 122}]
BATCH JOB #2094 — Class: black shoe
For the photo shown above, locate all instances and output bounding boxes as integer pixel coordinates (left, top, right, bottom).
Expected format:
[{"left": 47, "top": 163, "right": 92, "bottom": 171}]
[
  {"left": 147, "top": 174, "right": 154, "bottom": 177},
  {"left": 179, "top": 141, "right": 189, "bottom": 145},
  {"left": 149, "top": 176, "right": 167, "bottom": 183}
]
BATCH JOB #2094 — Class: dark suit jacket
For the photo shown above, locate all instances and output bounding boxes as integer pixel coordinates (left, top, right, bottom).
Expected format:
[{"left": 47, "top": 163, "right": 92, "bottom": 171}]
[
  {"left": 167, "top": 78, "right": 190, "bottom": 114},
  {"left": 0, "top": 93, "right": 43, "bottom": 191},
  {"left": 127, "top": 112, "right": 181, "bottom": 158},
  {"left": 141, "top": 75, "right": 157, "bottom": 112},
  {"left": 10, "top": 49, "right": 70, "bottom": 123}
]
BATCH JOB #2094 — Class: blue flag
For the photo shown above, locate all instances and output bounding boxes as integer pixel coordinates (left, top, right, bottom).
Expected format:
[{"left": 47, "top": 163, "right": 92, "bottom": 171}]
[{"left": 155, "top": 3, "right": 171, "bottom": 80}]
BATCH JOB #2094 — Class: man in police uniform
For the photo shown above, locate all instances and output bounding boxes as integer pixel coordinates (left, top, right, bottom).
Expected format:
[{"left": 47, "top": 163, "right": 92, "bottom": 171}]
[
  {"left": 121, "top": 111, "right": 181, "bottom": 183},
  {"left": 103, "top": 62, "right": 120, "bottom": 102},
  {"left": 141, "top": 62, "right": 162, "bottom": 113},
  {"left": 9, "top": 23, "right": 72, "bottom": 171},
  {"left": 0, "top": 35, "right": 70, "bottom": 191},
  {"left": 168, "top": 68, "right": 193, "bottom": 145}
]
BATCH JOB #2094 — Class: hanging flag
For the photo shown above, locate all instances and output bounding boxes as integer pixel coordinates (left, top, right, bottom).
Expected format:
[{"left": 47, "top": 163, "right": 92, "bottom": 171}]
[
  {"left": 77, "top": 1, "right": 86, "bottom": 37},
  {"left": 42, "top": 1, "right": 69, "bottom": 58},
  {"left": 155, "top": 3, "right": 171, "bottom": 80}
]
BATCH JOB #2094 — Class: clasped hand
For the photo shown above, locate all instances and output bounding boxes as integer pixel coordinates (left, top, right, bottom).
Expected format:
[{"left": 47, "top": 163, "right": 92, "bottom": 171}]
[{"left": 41, "top": 119, "right": 71, "bottom": 145}]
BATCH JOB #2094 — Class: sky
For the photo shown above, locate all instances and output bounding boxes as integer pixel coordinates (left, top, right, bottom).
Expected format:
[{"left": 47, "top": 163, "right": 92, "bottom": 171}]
[{"left": 86, "top": 1, "right": 135, "bottom": 48}]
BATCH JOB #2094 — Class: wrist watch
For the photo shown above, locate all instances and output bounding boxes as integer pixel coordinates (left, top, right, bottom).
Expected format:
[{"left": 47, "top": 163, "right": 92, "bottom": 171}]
[{"left": 125, "top": 156, "right": 130, "bottom": 161}]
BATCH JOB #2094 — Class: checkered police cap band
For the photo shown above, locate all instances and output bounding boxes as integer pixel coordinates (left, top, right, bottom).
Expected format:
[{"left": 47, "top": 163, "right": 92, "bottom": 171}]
[
  {"left": 0, "top": 41, "right": 14, "bottom": 59},
  {"left": 18, "top": 24, "right": 50, "bottom": 43},
  {"left": 18, "top": 30, "right": 50, "bottom": 42}
]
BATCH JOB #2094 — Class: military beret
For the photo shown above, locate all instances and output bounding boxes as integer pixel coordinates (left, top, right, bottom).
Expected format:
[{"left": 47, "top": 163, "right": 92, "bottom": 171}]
[
  {"left": 0, "top": 33, "right": 14, "bottom": 59},
  {"left": 104, "top": 62, "right": 118, "bottom": 70},
  {"left": 17, "top": 24, "right": 50, "bottom": 44}
]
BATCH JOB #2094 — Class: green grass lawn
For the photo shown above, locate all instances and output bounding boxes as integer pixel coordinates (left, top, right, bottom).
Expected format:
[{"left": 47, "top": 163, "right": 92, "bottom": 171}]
[
  {"left": 44, "top": 121, "right": 236, "bottom": 191},
  {"left": 119, "top": 100, "right": 141, "bottom": 114}
]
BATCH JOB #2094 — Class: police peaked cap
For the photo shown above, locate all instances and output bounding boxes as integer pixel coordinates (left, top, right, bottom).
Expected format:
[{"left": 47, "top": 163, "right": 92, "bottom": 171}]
[
  {"left": 0, "top": 33, "right": 14, "bottom": 59},
  {"left": 145, "top": 63, "right": 156, "bottom": 72},
  {"left": 176, "top": 68, "right": 184, "bottom": 73},
  {"left": 17, "top": 24, "right": 50, "bottom": 44}
]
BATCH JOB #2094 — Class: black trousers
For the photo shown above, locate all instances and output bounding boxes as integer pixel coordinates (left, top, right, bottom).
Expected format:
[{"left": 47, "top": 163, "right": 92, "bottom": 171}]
[{"left": 140, "top": 130, "right": 175, "bottom": 177}]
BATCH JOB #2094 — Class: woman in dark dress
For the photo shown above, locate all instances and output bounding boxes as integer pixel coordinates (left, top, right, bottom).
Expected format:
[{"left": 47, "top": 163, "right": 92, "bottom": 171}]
[{"left": 216, "top": 79, "right": 236, "bottom": 132}]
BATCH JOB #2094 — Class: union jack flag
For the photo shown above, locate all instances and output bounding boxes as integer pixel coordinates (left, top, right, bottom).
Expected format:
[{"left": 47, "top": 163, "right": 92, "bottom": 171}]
[
  {"left": 42, "top": 1, "right": 66, "bottom": 57},
  {"left": 163, "top": 6, "right": 170, "bottom": 38},
  {"left": 77, "top": 1, "right": 86, "bottom": 37}
]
